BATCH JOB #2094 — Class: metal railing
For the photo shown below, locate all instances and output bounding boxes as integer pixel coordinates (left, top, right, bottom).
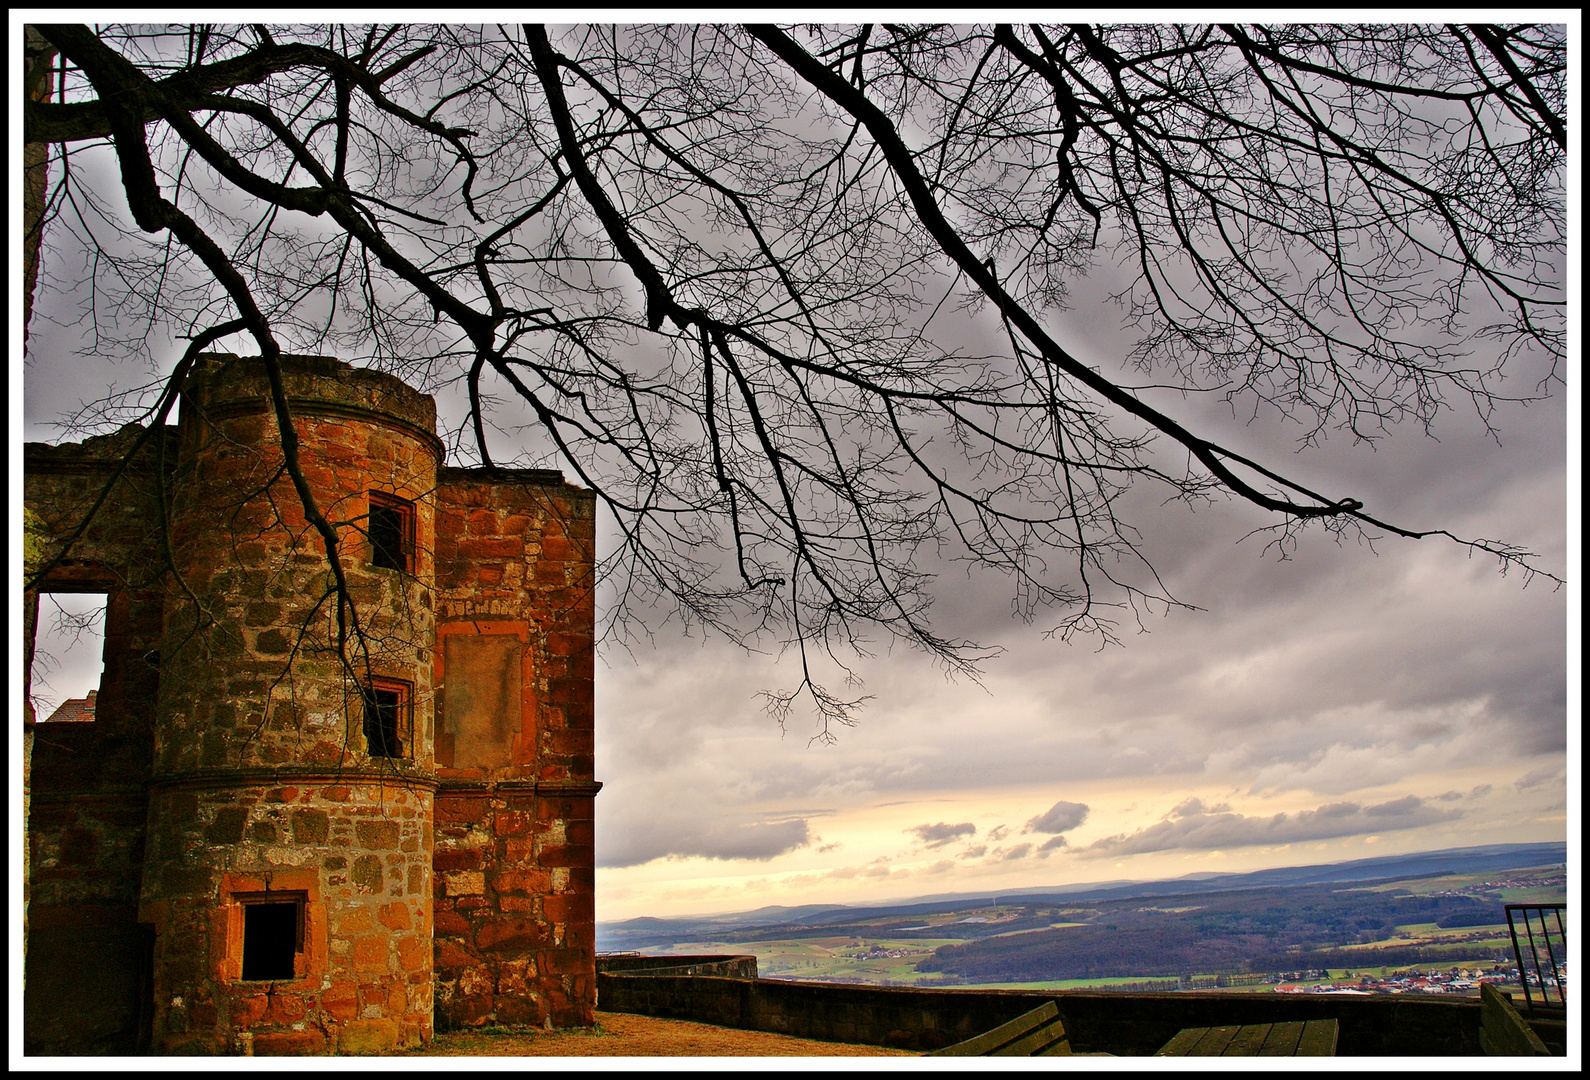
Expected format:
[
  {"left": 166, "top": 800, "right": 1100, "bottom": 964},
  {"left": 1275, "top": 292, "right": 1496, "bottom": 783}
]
[{"left": 1505, "top": 903, "right": 1566, "bottom": 1015}]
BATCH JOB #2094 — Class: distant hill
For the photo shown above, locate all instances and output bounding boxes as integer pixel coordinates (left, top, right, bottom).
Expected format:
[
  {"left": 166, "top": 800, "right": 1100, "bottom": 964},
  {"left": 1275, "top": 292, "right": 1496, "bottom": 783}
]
[{"left": 596, "top": 841, "right": 1565, "bottom": 952}]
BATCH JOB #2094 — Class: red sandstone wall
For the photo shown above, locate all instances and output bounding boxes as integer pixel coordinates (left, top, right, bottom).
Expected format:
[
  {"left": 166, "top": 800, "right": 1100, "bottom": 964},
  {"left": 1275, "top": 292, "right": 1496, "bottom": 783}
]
[
  {"left": 140, "top": 780, "right": 434, "bottom": 1054},
  {"left": 431, "top": 469, "right": 598, "bottom": 1030},
  {"left": 24, "top": 429, "right": 169, "bottom": 1054},
  {"left": 138, "top": 356, "right": 442, "bottom": 1054}
]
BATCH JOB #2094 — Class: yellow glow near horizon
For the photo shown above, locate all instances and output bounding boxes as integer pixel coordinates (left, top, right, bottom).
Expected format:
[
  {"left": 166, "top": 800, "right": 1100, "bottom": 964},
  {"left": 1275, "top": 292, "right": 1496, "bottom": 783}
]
[{"left": 595, "top": 765, "right": 1556, "bottom": 923}]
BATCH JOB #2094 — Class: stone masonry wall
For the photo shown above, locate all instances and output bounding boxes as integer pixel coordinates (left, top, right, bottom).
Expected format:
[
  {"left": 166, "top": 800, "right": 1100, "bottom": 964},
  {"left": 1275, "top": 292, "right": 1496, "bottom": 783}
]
[
  {"left": 140, "top": 778, "right": 433, "bottom": 1054},
  {"left": 431, "top": 469, "right": 598, "bottom": 1030},
  {"left": 432, "top": 785, "right": 594, "bottom": 1028},
  {"left": 139, "top": 355, "right": 441, "bottom": 1054},
  {"left": 24, "top": 428, "right": 170, "bottom": 1054}
]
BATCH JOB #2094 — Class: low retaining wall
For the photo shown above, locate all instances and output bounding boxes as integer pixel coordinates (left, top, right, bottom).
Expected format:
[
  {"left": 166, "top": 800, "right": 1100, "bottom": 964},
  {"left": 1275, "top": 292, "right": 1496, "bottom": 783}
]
[
  {"left": 595, "top": 974, "right": 1485, "bottom": 1055},
  {"left": 596, "top": 954, "right": 758, "bottom": 979}
]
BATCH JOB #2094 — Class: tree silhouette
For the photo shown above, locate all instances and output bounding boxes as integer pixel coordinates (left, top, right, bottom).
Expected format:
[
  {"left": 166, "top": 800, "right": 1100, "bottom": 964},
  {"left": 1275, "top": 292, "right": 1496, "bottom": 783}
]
[{"left": 24, "top": 23, "right": 1565, "bottom": 738}]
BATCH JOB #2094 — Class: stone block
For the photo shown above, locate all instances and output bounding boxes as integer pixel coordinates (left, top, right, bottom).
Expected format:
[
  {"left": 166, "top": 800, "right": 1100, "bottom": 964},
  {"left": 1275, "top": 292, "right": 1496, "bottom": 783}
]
[
  {"left": 435, "top": 797, "right": 488, "bottom": 823},
  {"left": 264, "top": 993, "right": 307, "bottom": 1023},
  {"left": 434, "top": 909, "right": 469, "bottom": 936},
  {"left": 356, "top": 820, "right": 401, "bottom": 849},
  {"left": 204, "top": 806, "right": 248, "bottom": 845},
  {"left": 352, "top": 854, "right": 384, "bottom": 892},
  {"left": 353, "top": 935, "right": 388, "bottom": 972},
  {"left": 338, "top": 1018, "right": 400, "bottom": 1055},
  {"left": 490, "top": 868, "right": 547, "bottom": 896},
  {"left": 397, "top": 933, "right": 429, "bottom": 972},
  {"left": 432, "top": 848, "right": 481, "bottom": 873},
  {"left": 474, "top": 918, "right": 542, "bottom": 953},
  {"left": 232, "top": 993, "right": 269, "bottom": 1028},
  {"left": 443, "top": 871, "right": 485, "bottom": 897},
  {"left": 435, "top": 942, "right": 476, "bottom": 970},
  {"left": 322, "top": 981, "right": 359, "bottom": 1021},
  {"left": 289, "top": 809, "right": 331, "bottom": 846},
  {"left": 252, "top": 1029, "right": 326, "bottom": 1056},
  {"left": 457, "top": 537, "right": 519, "bottom": 559}
]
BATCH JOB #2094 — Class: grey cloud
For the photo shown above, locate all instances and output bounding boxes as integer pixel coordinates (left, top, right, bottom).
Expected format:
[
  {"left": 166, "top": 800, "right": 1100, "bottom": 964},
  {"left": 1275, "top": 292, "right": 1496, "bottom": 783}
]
[
  {"left": 1471, "top": 784, "right": 1493, "bottom": 798},
  {"left": 598, "top": 817, "right": 810, "bottom": 868},
  {"left": 986, "top": 825, "right": 1011, "bottom": 842},
  {"left": 959, "top": 845, "right": 987, "bottom": 860},
  {"left": 1026, "top": 800, "right": 1090, "bottom": 834},
  {"left": 1169, "top": 797, "right": 1229, "bottom": 817},
  {"left": 908, "top": 822, "right": 977, "bottom": 848},
  {"left": 994, "top": 843, "right": 1033, "bottom": 862},
  {"left": 1079, "top": 796, "right": 1461, "bottom": 858},
  {"left": 1514, "top": 766, "right": 1564, "bottom": 792},
  {"left": 1036, "top": 836, "right": 1067, "bottom": 856},
  {"left": 1365, "top": 795, "right": 1427, "bottom": 818},
  {"left": 1435, "top": 790, "right": 1463, "bottom": 802}
]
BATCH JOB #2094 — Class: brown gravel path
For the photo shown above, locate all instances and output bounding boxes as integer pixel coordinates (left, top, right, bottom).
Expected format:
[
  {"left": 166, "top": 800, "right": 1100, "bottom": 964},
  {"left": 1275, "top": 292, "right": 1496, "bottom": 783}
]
[{"left": 401, "top": 1011, "right": 916, "bottom": 1057}]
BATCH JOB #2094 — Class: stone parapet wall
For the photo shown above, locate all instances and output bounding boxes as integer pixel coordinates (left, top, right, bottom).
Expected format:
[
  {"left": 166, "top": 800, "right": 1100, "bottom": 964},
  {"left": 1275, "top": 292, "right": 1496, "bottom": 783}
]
[
  {"left": 596, "top": 975, "right": 1486, "bottom": 1056},
  {"left": 596, "top": 954, "right": 759, "bottom": 979}
]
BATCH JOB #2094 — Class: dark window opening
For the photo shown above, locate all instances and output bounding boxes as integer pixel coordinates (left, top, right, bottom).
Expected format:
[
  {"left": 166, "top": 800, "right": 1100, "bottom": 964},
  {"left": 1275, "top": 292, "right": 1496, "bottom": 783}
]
[
  {"left": 363, "top": 679, "right": 410, "bottom": 758},
  {"left": 368, "top": 493, "right": 414, "bottom": 572},
  {"left": 240, "top": 900, "right": 301, "bottom": 981}
]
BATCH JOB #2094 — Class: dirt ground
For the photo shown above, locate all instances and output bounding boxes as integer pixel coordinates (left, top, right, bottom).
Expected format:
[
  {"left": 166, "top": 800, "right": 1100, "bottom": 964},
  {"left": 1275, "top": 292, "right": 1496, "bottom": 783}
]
[{"left": 400, "top": 1010, "right": 915, "bottom": 1057}]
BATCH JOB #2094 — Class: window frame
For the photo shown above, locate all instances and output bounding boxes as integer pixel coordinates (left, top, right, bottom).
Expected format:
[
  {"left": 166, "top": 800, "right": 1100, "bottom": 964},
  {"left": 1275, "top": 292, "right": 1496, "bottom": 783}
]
[
  {"left": 361, "top": 676, "right": 413, "bottom": 760},
  {"left": 367, "top": 491, "right": 416, "bottom": 574},
  {"left": 211, "top": 870, "right": 326, "bottom": 987},
  {"left": 233, "top": 891, "right": 307, "bottom": 983}
]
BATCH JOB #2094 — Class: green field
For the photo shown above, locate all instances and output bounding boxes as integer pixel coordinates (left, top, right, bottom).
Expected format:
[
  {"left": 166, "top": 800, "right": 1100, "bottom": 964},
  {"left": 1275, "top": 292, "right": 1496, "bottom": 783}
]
[{"left": 620, "top": 858, "right": 1564, "bottom": 986}]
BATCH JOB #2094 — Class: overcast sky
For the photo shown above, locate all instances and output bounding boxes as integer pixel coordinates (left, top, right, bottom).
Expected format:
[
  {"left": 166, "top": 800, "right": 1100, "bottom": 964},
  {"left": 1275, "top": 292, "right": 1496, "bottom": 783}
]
[
  {"left": 18, "top": 19, "right": 1575, "bottom": 926},
  {"left": 25, "top": 253, "right": 1572, "bottom": 925},
  {"left": 583, "top": 266, "right": 1574, "bottom": 922}
]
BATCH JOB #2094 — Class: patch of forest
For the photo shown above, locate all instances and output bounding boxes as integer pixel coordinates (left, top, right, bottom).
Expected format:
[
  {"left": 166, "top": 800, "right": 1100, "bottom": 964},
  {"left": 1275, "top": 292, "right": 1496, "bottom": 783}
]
[{"left": 914, "top": 881, "right": 1515, "bottom": 982}]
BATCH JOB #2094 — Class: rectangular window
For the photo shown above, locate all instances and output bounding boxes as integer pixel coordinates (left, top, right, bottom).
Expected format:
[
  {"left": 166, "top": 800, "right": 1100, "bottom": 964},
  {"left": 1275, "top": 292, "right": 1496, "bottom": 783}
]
[
  {"left": 29, "top": 590, "right": 108, "bottom": 722},
  {"left": 362, "top": 678, "right": 411, "bottom": 759},
  {"left": 368, "top": 492, "right": 414, "bottom": 573},
  {"left": 238, "top": 894, "right": 304, "bottom": 981}
]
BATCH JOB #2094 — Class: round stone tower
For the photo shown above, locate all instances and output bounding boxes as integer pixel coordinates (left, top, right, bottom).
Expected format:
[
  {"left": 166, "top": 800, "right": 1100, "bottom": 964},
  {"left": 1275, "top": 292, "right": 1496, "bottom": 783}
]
[{"left": 139, "top": 354, "right": 441, "bottom": 1054}]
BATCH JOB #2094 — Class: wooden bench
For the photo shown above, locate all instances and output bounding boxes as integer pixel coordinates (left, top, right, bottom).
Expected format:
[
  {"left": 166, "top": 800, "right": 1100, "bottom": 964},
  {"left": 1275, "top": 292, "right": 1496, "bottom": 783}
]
[
  {"left": 927, "top": 1001, "right": 1080, "bottom": 1056},
  {"left": 1155, "top": 1018, "right": 1338, "bottom": 1056},
  {"left": 1479, "top": 983, "right": 1552, "bottom": 1056}
]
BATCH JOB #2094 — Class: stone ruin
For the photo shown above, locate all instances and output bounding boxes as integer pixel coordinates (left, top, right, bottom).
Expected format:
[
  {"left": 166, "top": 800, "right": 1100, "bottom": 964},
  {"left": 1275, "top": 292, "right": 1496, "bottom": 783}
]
[{"left": 23, "top": 353, "right": 599, "bottom": 1054}]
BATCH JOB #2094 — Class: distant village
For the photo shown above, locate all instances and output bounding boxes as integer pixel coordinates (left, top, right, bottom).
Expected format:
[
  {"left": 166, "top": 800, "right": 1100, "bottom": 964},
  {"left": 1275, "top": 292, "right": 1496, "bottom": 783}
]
[{"left": 1274, "top": 966, "right": 1562, "bottom": 997}]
